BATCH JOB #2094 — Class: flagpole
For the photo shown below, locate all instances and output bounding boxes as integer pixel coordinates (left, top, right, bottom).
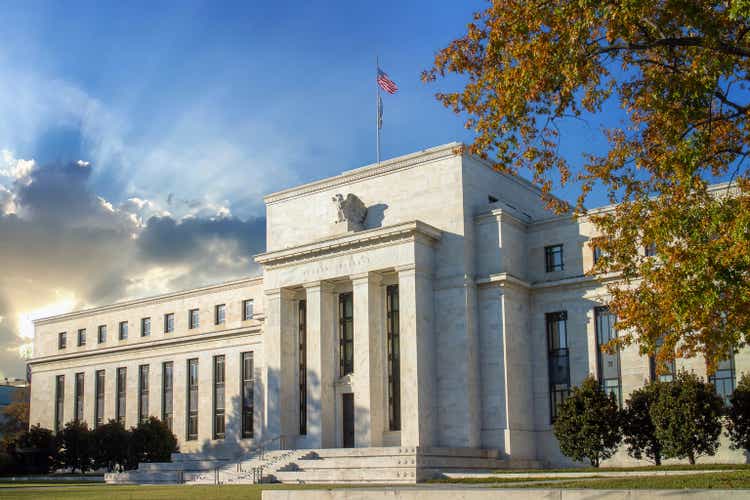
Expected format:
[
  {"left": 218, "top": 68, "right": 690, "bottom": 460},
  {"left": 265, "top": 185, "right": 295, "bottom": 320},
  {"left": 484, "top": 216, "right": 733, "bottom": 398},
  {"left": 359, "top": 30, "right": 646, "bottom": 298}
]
[{"left": 376, "top": 55, "right": 381, "bottom": 165}]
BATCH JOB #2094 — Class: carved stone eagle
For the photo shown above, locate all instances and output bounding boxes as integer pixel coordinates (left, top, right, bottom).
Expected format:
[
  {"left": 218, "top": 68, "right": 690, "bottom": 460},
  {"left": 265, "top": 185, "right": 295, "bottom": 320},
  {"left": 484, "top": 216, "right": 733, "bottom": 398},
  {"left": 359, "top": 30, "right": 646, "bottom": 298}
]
[{"left": 332, "top": 193, "right": 367, "bottom": 231}]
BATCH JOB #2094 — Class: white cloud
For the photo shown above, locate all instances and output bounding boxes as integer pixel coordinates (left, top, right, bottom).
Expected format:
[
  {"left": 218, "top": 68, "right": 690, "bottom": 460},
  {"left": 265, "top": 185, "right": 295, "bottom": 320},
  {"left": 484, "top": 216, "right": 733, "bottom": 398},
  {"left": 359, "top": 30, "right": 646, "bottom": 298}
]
[{"left": 0, "top": 149, "right": 35, "bottom": 181}]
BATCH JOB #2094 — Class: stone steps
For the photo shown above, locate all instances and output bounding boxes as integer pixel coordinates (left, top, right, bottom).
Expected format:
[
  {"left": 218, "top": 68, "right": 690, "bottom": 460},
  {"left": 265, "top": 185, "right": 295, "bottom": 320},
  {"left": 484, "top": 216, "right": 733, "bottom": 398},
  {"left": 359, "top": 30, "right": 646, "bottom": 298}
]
[{"left": 272, "top": 467, "right": 417, "bottom": 484}]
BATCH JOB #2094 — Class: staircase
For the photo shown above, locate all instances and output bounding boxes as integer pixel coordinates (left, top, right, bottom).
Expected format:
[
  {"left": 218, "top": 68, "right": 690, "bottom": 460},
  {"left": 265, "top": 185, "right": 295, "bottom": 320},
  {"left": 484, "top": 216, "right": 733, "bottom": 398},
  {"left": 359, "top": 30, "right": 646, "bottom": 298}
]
[{"left": 105, "top": 446, "right": 541, "bottom": 485}]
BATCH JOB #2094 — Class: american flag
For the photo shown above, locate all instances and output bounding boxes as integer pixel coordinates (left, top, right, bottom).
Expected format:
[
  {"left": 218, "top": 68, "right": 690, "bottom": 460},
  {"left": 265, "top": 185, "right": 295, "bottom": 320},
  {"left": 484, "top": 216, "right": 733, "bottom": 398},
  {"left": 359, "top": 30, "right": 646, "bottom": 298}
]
[{"left": 377, "top": 68, "right": 398, "bottom": 94}]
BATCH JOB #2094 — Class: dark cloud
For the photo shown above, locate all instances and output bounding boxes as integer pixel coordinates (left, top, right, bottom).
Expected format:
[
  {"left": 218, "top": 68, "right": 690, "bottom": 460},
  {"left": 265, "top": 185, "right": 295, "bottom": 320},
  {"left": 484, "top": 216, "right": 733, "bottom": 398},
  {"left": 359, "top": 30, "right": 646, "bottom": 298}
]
[{"left": 0, "top": 161, "right": 268, "bottom": 378}]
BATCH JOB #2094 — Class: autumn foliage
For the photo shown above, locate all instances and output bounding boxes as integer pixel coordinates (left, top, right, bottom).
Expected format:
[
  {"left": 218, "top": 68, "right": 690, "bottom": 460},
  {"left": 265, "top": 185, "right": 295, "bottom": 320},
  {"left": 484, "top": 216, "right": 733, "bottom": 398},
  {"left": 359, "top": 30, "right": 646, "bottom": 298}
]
[{"left": 425, "top": 1, "right": 750, "bottom": 369}]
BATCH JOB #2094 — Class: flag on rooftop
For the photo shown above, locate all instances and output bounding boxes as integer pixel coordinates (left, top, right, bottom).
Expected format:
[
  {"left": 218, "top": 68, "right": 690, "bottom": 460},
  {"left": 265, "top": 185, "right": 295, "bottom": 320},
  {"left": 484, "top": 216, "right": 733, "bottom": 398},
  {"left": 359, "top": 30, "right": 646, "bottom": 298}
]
[{"left": 377, "top": 68, "right": 398, "bottom": 94}]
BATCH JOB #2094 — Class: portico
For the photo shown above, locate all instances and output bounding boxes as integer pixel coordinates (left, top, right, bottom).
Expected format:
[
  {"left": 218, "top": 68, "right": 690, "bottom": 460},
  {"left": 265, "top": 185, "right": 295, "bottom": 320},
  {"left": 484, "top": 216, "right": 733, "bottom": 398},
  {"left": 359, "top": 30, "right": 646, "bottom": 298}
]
[{"left": 256, "top": 220, "right": 441, "bottom": 449}]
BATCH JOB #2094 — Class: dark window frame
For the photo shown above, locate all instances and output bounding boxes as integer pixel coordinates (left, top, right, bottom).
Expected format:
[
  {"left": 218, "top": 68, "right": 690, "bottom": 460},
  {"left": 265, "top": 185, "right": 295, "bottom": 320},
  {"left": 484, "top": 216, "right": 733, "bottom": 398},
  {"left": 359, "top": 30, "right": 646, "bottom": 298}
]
[
  {"left": 241, "top": 352, "right": 254, "bottom": 439},
  {"left": 339, "top": 292, "right": 354, "bottom": 376},
  {"left": 595, "top": 306, "right": 622, "bottom": 407},
  {"left": 58, "top": 332, "right": 67, "bottom": 350},
  {"left": 242, "top": 300, "right": 254, "bottom": 321},
  {"left": 186, "top": 358, "right": 199, "bottom": 441},
  {"left": 74, "top": 372, "right": 84, "bottom": 422},
  {"left": 387, "top": 284, "right": 401, "bottom": 431},
  {"left": 189, "top": 309, "right": 199, "bottom": 330},
  {"left": 649, "top": 337, "right": 676, "bottom": 382},
  {"left": 97, "top": 325, "right": 107, "bottom": 344},
  {"left": 215, "top": 304, "right": 226, "bottom": 325},
  {"left": 77, "top": 328, "right": 86, "bottom": 347},
  {"left": 645, "top": 243, "right": 657, "bottom": 257},
  {"left": 138, "top": 364, "right": 149, "bottom": 424},
  {"left": 54, "top": 375, "right": 64, "bottom": 433},
  {"left": 709, "top": 351, "right": 736, "bottom": 405},
  {"left": 546, "top": 311, "right": 570, "bottom": 422},
  {"left": 162, "top": 361, "right": 173, "bottom": 430},
  {"left": 95, "top": 370, "right": 105, "bottom": 427},
  {"left": 116, "top": 367, "right": 126, "bottom": 425},
  {"left": 298, "top": 300, "right": 307, "bottom": 435},
  {"left": 545, "top": 244, "right": 564, "bottom": 272},
  {"left": 118, "top": 321, "right": 128, "bottom": 341},
  {"left": 164, "top": 313, "right": 174, "bottom": 334},
  {"left": 141, "top": 317, "right": 151, "bottom": 337},
  {"left": 213, "top": 355, "right": 225, "bottom": 439}
]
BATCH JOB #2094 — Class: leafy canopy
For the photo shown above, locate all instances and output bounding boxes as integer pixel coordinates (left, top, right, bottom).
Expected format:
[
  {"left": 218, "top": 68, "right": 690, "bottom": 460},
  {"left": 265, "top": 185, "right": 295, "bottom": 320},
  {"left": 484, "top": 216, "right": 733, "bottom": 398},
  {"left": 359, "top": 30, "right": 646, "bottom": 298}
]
[{"left": 425, "top": 1, "right": 750, "bottom": 369}]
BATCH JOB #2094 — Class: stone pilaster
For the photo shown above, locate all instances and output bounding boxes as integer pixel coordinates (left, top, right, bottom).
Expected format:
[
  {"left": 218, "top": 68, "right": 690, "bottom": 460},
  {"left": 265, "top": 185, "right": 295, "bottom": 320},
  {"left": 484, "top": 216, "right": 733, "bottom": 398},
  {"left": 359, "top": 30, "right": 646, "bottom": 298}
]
[
  {"left": 263, "top": 287, "right": 297, "bottom": 444},
  {"left": 351, "top": 272, "right": 386, "bottom": 447},
  {"left": 303, "top": 281, "right": 336, "bottom": 448},
  {"left": 397, "top": 265, "right": 435, "bottom": 447}
]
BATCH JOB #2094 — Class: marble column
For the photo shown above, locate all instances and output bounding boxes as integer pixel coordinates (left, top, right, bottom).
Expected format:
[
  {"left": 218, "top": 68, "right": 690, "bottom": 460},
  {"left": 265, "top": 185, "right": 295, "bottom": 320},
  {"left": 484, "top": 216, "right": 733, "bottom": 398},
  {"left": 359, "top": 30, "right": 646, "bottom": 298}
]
[
  {"left": 351, "top": 272, "right": 386, "bottom": 447},
  {"left": 397, "top": 265, "right": 435, "bottom": 448},
  {"left": 263, "top": 287, "right": 297, "bottom": 445},
  {"left": 302, "top": 281, "right": 336, "bottom": 449}
]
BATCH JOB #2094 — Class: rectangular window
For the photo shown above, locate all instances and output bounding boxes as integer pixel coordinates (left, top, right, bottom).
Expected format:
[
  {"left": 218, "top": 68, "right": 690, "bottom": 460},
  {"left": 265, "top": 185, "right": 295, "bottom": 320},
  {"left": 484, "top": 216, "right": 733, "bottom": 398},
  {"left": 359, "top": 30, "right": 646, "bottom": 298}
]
[
  {"left": 141, "top": 317, "right": 151, "bottom": 337},
  {"left": 645, "top": 243, "right": 657, "bottom": 257},
  {"left": 545, "top": 244, "right": 564, "bottom": 272},
  {"left": 162, "top": 362, "right": 173, "bottom": 430},
  {"left": 58, "top": 332, "right": 67, "bottom": 350},
  {"left": 650, "top": 337, "right": 676, "bottom": 382},
  {"left": 595, "top": 307, "right": 622, "bottom": 407},
  {"left": 164, "top": 313, "right": 174, "bottom": 334},
  {"left": 215, "top": 304, "right": 226, "bottom": 325},
  {"left": 298, "top": 300, "right": 307, "bottom": 435},
  {"left": 138, "top": 364, "right": 149, "bottom": 424},
  {"left": 74, "top": 372, "right": 84, "bottom": 422},
  {"left": 187, "top": 358, "right": 198, "bottom": 440},
  {"left": 77, "top": 328, "right": 86, "bottom": 347},
  {"left": 709, "top": 352, "right": 736, "bottom": 405},
  {"left": 241, "top": 352, "right": 254, "bottom": 438},
  {"left": 119, "top": 321, "right": 128, "bottom": 340},
  {"left": 189, "top": 309, "right": 199, "bottom": 329},
  {"left": 243, "top": 300, "right": 254, "bottom": 321},
  {"left": 55, "top": 375, "right": 64, "bottom": 433},
  {"left": 97, "top": 325, "right": 107, "bottom": 344},
  {"left": 339, "top": 292, "right": 354, "bottom": 376},
  {"left": 547, "top": 311, "right": 570, "bottom": 421},
  {"left": 213, "top": 355, "right": 225, "bottom": 439},
  {"left": 387, "top": 285, "right": 401, "bottom": 431},
  {"left": 116, "top": 367, "right": 126, "bottom": 425},
  {"left": 95, "top": 370, "right": 105, "bottom": 427}
]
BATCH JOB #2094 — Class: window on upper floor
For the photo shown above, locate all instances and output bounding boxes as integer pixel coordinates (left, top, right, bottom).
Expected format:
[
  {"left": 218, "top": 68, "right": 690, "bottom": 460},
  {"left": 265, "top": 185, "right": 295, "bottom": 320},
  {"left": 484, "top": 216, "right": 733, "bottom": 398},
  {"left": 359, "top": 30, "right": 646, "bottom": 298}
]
[
  {"left": 545, "top": 244, "right": 564, "bottom": 272},
  {"left": 77, "top": 328, "right": 86, "bottom": 347},
  {"left": 595, "top": 307, "right": 622, "bottom": 407},
  {"left": 119, "top": 321, "right": 128, "bottom": 340},
  {"left": 215, "top": 304, "right": 226, "bottom": 325},
  {"left": 242, "top": 300, "right": 254, "bottom": 321},
  {"left": 97, "top": 325, "right": 107, "bottom": 344},
  {"left": 644, "top": 242, "right": 657, "bottom": 257},
  {"left": 164, "top": 313, "right": 174, "bottom": 334},
  {"left": 189, "top": 309, "right": 199, "bottom": 329},
  {"left": 709, "top": 351, "right": 736, "bottom": 406},
  {"left": 649, "top": 336, "right": 676, "bottom": 383},
  {"left": 141, "top": 317, "right": 151, "bottom": 337},
  {"left": 546, "top": 311, "right": 570, "bottom": 422},
  {"left": 58, "top": 332, "right": 67, "bottom": 350}
]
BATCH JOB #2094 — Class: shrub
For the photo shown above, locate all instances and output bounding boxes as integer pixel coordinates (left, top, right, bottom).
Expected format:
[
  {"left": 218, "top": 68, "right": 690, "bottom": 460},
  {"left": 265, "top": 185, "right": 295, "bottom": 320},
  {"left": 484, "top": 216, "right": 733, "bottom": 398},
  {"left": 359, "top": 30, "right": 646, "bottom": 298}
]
[
  {"left": 56, "top": 420, "right": 95, "bottom": 473},
  {"left": 131, "top": 417, "right": 178, "bottom": 464},
  {"left": 651, "top": 370, "right": 724, "bottom": 464},
  {"left": 552, "top": 375, "right": 622, "bottom": 467},
  {"left": 622, "top": 381, "right": 664, "bottom": 465},
  {"left": 727, "top": 373, "right": 750, "bottom": 452},
  {"left": 93, "top": 420, "right": 132, "bottom": 472},
  {"left": 12, "top": 424, "right": 57, "bottom": 474}
]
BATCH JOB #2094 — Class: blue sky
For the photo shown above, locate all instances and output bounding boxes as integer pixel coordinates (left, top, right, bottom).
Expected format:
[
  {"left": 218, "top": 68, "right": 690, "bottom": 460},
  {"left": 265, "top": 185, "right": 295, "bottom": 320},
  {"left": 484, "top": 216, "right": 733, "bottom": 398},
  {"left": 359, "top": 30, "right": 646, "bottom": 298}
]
[{"left": 0, "top": 1, "right": 621, "bottom": 377}]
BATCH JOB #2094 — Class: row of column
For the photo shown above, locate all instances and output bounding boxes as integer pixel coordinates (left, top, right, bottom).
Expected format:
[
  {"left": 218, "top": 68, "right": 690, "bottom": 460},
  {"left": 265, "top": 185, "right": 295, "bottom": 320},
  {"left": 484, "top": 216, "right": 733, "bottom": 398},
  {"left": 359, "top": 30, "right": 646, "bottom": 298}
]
[{"left": 264, "top": 265, "right": 434, "bottom": 449}]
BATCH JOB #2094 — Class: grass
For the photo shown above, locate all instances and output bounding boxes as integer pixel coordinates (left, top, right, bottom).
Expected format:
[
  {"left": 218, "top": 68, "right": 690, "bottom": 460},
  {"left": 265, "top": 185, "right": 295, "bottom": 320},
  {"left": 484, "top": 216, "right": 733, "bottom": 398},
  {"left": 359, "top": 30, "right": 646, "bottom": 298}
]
[
  {"left": 490, "top": 463, "right": 750, "bottom": 473},
  {"left": 508, "top": 470, "right": 750, "bottom": 489},
  {"left": 0, "top": 483, "right": 344, "bottom": 499}
]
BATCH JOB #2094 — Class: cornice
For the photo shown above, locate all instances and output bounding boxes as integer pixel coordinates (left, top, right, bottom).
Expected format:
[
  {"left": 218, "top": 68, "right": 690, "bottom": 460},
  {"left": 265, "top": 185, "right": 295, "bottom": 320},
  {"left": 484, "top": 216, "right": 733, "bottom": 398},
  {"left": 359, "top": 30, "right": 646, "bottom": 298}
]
[
  {"left": 34, "top": 276, "right": 263, "bottom": 326},
  {"left": 474, "top": 207, "right": 530, "bottom": 230},
  {"left": 263, "top": 143, "right": 463, "bottom": 205},
  {"left": 29, "top": 324, "right": 262, "bottom": 366},
  {"left": 254, "top": 220, "right": 441, "bottom": 269}
]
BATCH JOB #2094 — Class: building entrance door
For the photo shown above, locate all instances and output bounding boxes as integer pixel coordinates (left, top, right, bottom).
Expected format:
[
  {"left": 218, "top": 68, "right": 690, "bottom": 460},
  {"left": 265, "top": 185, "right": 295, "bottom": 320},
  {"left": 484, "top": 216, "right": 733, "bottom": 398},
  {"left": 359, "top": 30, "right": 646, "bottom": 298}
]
[{"left": 342, "top": 393, "right": 354, "bottom": 448}]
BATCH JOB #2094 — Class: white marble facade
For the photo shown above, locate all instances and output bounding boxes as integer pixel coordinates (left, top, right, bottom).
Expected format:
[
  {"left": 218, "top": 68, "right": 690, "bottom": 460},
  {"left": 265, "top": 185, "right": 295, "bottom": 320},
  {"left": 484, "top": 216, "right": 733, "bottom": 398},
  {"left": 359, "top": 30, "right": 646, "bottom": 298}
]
[{"left": 28, "top": 143, "right": 750, "bottom": 465}]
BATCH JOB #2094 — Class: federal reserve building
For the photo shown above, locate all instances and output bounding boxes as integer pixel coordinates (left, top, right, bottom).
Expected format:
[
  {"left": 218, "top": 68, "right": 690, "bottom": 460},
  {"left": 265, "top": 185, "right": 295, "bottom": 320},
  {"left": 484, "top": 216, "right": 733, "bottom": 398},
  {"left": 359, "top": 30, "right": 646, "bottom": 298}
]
[{"left": 26, "top": 143, "right": 749, "bottom": 483}]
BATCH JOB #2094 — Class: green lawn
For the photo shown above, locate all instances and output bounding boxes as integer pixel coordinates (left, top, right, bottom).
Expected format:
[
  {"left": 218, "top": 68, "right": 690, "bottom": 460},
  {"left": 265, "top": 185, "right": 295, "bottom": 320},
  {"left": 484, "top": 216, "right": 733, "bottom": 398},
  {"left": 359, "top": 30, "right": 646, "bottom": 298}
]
[
  {"left": 0, "top": 483, "right": 339, "bottom": 500},
  {"left": 490, "top": 463, "right": 750, "bottom": 473}
]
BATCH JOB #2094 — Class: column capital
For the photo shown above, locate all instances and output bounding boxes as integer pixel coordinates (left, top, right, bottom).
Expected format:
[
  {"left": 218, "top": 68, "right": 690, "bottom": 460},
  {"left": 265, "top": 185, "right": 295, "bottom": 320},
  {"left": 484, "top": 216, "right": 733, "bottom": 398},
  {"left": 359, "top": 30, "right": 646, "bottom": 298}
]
[
  {"left": 264, "top": 287, "right": 296, "bottom": 299},
  {"left": 302, "top": 280, "right": 335, "bottom": 292},
  {"left": 396, "top": 264, "right": 431, "bottom": 278},
  {"left": 349, "top": 271, "right": 383, "bottom": 285}
]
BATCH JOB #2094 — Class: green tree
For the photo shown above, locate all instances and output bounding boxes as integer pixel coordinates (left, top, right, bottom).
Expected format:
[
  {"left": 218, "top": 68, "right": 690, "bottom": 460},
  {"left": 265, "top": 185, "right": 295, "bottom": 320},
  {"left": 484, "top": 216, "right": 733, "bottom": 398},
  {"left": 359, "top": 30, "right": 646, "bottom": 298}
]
[
  {"left": 727, "top": 373, "right": 750, "bottom": 452},
  {"left": 651, "top": 370, "right": 724, "bottom": 464},
  {"left": 424, "top": 1, "right": 750, "bottom": 370},
  {"left": 0, "top": 386, "right": 29, "bottom": 443},
  {"left": 622, "top": 381, "right": 663, "bottom": 465},
  {"left": 131, "top": 417, "right": 178, "bottom": 464},
  {"left": 13, "top": 425, "right": 57, "bottom": 474},
  {"left": 93, "top": 420, "right": 132, "bottom": 472},
  {"left": 56, "top": 420, "right": 94, "bottom": 473},
  {"left": 552, "top": 375, "right": 622, "bottom": 467}
]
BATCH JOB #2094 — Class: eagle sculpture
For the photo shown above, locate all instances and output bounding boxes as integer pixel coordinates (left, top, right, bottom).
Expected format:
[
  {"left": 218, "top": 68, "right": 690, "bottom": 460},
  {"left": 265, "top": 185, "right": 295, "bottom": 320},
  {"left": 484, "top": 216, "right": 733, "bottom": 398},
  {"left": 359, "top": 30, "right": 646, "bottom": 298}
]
[{"left": 332, "top": 193, "right": 367, "bottom": 231}]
